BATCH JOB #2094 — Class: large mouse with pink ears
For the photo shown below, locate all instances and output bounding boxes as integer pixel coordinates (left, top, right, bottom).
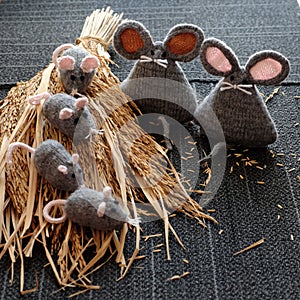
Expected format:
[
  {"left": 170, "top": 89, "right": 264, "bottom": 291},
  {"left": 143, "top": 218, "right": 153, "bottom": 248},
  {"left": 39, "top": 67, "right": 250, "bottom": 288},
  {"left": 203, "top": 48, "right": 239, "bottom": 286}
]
[
  {"left": 113, "top": 21, "right": 204, "bottom": 124},
  {"left": 195, "top": 38, "right": 290, "bottom": 148},
  {"left": 52, "top": 44, "right": 100, "bottom": 94}
]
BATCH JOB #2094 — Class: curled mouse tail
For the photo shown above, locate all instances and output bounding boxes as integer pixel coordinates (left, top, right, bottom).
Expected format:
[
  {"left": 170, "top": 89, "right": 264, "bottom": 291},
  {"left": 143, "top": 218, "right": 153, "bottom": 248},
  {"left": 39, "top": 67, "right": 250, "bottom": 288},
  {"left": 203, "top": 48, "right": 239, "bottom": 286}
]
[
  {"left": 43, "top": 199, "right": 67, "bottom": 224},
  {"left": 28, "top": 92, "right": 51, "bottom": 105},
  {"left": 7, "top": 142, "right": 36, "bottom": 165},
  {"left": 52, "top": 43, "right": 74, "bottom": 67}
]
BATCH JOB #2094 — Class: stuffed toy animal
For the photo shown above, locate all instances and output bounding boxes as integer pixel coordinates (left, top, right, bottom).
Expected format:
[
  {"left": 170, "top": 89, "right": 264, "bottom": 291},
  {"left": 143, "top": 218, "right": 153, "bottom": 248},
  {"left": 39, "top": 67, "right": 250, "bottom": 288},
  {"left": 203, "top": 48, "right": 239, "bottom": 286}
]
[
  {"left": 52, "top": 44, "right": 100, "bottom": 94},
  {"left": 28, "top": 92, "right": 100, "bottom": 144},
  {"left": 43, "top": 186, "right": 140, "bottom": 231},
  {"left": 113, "top": 21, "right": 204, "bottom": 124},
  {"left": 7, "top": 139, "right": 84, "bottom": 191},
  {"left": 195, "top": 38, "right": 290, "bottom": 147}
]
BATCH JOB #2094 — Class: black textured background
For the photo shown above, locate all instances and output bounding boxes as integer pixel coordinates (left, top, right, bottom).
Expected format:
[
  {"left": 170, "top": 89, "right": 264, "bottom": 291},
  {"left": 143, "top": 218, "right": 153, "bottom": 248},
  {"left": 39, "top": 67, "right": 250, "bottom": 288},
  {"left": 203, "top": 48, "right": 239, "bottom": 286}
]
[{"left": 0, "top": 1, "right": 299, "bottom": 299}]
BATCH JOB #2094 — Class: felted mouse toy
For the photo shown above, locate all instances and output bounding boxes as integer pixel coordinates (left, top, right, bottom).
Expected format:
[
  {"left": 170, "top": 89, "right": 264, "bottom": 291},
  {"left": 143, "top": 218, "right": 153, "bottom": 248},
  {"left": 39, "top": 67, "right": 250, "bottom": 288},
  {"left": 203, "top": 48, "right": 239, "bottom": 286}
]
[
  {"left": 194, "top": 38, "right": 290, "bottom": 147},
  {"left": 52, "top": 44, "right": 100, "bottom": 94},
  {"left": 28, "top": 92, "right": 101, "bottom": 144},
  {"left": 113, "top": 21, "right": 204, "bottom": 124},
  {"left": 43, "top": 186, "right": 140, "bottom": 231},
  {"left": 7, "top": 139, "right": 84, "bottom": 191}
]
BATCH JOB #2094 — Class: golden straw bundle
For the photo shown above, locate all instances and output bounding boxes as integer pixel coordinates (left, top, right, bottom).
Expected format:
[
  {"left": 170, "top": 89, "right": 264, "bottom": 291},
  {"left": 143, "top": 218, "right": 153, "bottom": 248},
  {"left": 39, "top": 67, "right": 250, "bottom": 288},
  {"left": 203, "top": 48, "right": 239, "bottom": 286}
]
[{"left": 0, "top": 7, "right": 216, "bottom": 293}]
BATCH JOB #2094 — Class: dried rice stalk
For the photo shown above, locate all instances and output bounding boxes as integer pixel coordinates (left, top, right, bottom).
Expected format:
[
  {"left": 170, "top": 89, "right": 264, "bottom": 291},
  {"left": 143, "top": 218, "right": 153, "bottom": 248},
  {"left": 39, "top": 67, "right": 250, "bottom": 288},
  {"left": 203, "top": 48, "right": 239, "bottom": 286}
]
[{"left": 0, "top": 7, "right": 216, "bottom": 293}]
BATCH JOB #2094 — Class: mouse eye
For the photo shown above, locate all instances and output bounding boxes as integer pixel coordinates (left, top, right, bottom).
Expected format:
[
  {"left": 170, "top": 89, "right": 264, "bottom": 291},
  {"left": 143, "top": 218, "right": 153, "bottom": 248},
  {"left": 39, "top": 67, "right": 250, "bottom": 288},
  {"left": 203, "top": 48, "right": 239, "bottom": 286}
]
[
  {"left": 80, "top": 75, "right": 85, "bottom": 81},
  {"left": 81, "top": 111, "right": 87, "bottom": 118},
  {"left": 74, "top": 117, "right": 79, "bottom": 125},
  {"left": 71, "top": 173, "right": 75, "bottom": 178},
  {"left": 113, "top": 199, "right": 119, "bottom": 205},
  {"left": 150, "top": 50, "right": 155, "bottom": 56},
  {"left": 230, "top": 75, "right": 235, "bottom": 81},
  {"left": 161, "top": 51, "right": 167, "bottom": 58},
  {"left": 70, "top": 75, "right": 76, "bottom": 81}
]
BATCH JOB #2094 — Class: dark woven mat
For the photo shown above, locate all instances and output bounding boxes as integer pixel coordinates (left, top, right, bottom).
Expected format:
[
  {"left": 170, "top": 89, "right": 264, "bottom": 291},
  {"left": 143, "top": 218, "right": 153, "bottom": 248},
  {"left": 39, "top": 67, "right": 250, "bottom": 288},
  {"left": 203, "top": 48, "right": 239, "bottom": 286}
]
[{"left": 0, "top": 0, "right": 299, "bottom": 299}]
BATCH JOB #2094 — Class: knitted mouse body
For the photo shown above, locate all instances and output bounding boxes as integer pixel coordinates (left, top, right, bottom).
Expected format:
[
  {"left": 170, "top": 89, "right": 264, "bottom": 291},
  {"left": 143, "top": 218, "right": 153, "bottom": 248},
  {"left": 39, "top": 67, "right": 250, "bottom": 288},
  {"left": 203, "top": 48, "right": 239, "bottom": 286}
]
[
  {"left": 197, "top": 80, "right": 277, "bottom": 147},
  {"left": 195, "top": 38, "right": 290, "bottom": 147},
  {"left": 114, "top": 22, "right": 204, "bottom": 124}
]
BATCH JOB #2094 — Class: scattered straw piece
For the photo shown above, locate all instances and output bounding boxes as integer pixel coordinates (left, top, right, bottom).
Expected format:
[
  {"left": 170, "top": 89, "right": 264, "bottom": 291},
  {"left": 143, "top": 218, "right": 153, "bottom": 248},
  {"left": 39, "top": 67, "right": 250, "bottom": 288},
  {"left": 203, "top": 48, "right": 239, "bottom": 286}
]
[
  {"left": 294, "top": 96, "right": 300, "bottom": 99},
  {"left": 207, "top": 209, "right": 216, "bottom": 213},
  {"left": 277, "top": 204, "right": 283, "bottom": 209},
  {"left": 167, "top": 271, "right": 190, "bottom": 281},
  {"left": 180, "top": 272, "right": 190, "bottom": 278},
  {"left": 218, "top": 230, "right": 224, "bottom": 235},
  {"left": 290, "top": 234, "right": 294, "bottom": 241},
  {"left": 20, "top": 271, "right": 39, "bottom": 296},
  {"left": 233, "top": 238, "right": 265, "bottom": 256},
  {"left": 276, "top": 163, "right": 284, "bottom": 167},
  {"left": 277, "top": 215, "right": 281, "bottom": 221},
  {"left": 153, "top": 249, "right": 162, "bottom": 253},
  {"left": 288, "top": 168, "right": 295, "bottom": 173},
  {"left": 265, "top": 87, "right": 280, "bottom": 103},
  {"left": 183, "top": 259, "right": 189, "bottom": 264},
  {"left": 257, "top": 181, "right": 265, "bottom": 185},
  {"left": 142, "top": 234, "right": 162, "bottom": 242},
  {"left": 167, "top": 275, "right": 181, "bottom": 281}
]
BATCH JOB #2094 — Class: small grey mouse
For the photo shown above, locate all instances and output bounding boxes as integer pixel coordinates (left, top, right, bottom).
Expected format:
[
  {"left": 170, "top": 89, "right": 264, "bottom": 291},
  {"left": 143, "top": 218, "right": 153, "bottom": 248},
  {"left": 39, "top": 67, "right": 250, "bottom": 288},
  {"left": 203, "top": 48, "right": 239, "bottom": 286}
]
[
  {"left": 7, "top": 139, "right": 84, "bottom": 191},
  {"left": 195, "top": 38, "right": 290, "bottom": 147},
  {"left": 113, "top": 21, "right": 204, "bottom": 124},
  {"left": 28, "top": 92, "right": 101, "bottom": 144},
  {"left": 52, "top": 43, "right": 100, "bottom": 94},
  {"left": 43, "top": 186, "right": 140, "bottom": 231}
]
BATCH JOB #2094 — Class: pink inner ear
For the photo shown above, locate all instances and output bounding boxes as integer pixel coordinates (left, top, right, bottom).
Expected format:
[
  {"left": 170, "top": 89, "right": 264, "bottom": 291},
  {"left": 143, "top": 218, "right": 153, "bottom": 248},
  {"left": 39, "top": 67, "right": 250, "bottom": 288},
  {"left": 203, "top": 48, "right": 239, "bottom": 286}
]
[
  {"left": 249, "top": 58, "right": 283, "bottom": 81},
  {"left": 58, "top": 56, "right": 75, "bottom": 71},
  {"left": 206, "top": 47, "right": 232, "bottom": 73},
  {"left": 80, "top": 56, "right": 100, "bottom": 73}
]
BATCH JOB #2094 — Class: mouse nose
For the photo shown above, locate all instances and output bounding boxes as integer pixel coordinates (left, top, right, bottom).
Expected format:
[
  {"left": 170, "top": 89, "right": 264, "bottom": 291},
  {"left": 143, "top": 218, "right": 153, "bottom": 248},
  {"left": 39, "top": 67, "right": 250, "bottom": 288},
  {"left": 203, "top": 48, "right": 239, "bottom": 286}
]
[{"left": 151, "top": 49, "right": 162, "bottom": 59}]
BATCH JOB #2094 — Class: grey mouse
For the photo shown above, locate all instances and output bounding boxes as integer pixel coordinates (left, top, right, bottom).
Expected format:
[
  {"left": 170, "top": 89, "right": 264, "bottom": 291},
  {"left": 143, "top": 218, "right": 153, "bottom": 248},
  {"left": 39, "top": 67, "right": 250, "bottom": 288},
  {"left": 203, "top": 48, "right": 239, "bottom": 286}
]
[
  {"left": 28, "top": 92, "right": 100, "bottom": 144},
  {"left": 43, "top": 186, "right": 140, "bottom": 231},
  {"left": 195, "top": 38, "right": 290, "bottom": 147},
  {"left": 7, "top": 139, "right": 84, "bottom": 191},
  {"left": 113, "top": 21, "right": 204, "bottom": 124},
  {"left": 52, "top": 43, "right": 100, "bottom": 94}
]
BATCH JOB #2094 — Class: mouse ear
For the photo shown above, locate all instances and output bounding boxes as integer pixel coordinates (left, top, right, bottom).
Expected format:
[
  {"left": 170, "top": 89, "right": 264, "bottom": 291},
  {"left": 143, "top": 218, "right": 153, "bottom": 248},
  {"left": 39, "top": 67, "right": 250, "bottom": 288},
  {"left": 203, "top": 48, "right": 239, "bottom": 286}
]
[
  {"left": 103, "top": 186, "right": 112, "bottom": 198},
  {"left": 57, "top": 165, "right": 68, "bottom": 175},
  {"left": 59, "top": 108, "right": 74, "bottom": 120},
  {"left": 57, "top": 56, "right": 75, "bottom": 71},
  {"left": 75, "top": 97, "right": 88, "bottom": 110},
  {"left": 245, "top": 51, "right": 290, "bottom": 85},
  {"left": 113, "top": 21, "right": 154, "bottom": 60},
  {"left": 163, "top": 24, "right": 204, "bottom": 62},
  {"left": 52, "top": 43, "right": 75, "bottom": 67},
  {"left": 72, "top": 153, "right": 79, "bottom": 165},
  {"left": 28, "top": 92, "right": 51, "bottom": 105},
  {"left": 80, "top": 55, "right": 100, "bottom": 73},
  {"left": 200, "top": 38, "right": 240, "bottom": 77},
  {"left": 97, "top": 202, "right": 106, "bottom": 218}
]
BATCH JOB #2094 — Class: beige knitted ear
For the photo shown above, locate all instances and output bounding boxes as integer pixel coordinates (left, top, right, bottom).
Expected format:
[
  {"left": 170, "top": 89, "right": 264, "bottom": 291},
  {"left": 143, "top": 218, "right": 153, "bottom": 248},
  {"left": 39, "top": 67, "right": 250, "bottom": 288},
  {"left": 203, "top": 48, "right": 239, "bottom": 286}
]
[
  {"left": 120, "top": 28, "right": 145, "bottom": 54},
  {"left": 167, "top": 32, "right": 197, "bottom": 55}
]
